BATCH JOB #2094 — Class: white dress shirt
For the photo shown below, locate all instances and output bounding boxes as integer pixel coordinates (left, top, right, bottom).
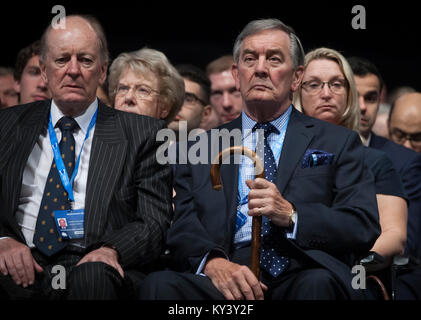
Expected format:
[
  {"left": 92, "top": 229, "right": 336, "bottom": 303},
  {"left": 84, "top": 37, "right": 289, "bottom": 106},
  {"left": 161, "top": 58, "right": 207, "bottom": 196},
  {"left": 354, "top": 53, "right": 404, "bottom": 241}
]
[{"left": 13, "top": 99, "right": 97, "bottom": 247}]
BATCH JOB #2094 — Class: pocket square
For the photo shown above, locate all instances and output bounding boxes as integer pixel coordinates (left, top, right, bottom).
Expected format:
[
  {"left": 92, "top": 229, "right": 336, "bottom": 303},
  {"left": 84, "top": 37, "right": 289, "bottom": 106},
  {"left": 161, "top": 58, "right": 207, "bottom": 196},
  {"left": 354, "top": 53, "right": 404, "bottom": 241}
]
[{"left": 301, "top": 149, "right": 334, "bottom": 168}]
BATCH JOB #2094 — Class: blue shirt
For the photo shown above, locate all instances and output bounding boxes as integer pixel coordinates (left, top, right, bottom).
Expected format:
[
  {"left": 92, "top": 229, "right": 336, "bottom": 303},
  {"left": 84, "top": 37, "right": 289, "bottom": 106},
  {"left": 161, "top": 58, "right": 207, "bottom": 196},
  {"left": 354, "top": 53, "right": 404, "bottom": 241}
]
[
  {"left": 235, "top": 105, "right": 297, "bottom": 244},
  {"left": 196, "top": 105, "right": 297, "bottom": 275}
]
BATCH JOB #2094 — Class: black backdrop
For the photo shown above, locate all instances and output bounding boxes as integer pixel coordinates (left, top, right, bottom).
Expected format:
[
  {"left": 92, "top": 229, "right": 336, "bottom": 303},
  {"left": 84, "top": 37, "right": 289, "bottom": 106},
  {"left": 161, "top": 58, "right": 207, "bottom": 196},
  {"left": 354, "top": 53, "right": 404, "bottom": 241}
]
[{"left": 1, "top": 0, "right": 419, "bottom": 94}]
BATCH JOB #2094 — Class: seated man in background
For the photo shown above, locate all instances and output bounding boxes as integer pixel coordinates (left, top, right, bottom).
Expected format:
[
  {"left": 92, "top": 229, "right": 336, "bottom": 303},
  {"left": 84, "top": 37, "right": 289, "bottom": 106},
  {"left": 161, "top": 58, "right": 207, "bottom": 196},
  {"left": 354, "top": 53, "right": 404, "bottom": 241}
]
[
  {"left": 349, "top": 57, "right": 421, "bottom": 261},
  {"left": 168, "top": 64, "right": 212, "bottom": 140},
  {"left": 14, "top": 40, "right": 51, "bottom": 104},
  {"left": 388, "top": 92, "right": 421, "bottom": 155},
  {"left": 206, "top": 55, "right": 243, "bottom": 124},
  {"left": 0, "top": 67, "right": 19, "bottom": 109}
]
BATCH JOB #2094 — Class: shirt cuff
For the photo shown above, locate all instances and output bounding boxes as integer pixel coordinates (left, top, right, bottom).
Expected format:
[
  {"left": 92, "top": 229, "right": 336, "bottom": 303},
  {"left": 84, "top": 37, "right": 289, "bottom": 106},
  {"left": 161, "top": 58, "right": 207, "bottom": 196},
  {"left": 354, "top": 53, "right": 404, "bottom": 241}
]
[
  {"left": 286, "top": 212, "right": 298, "bottom": 239},
  {"left": 195, "top": 249, "right": 229, "bottom": 275}
]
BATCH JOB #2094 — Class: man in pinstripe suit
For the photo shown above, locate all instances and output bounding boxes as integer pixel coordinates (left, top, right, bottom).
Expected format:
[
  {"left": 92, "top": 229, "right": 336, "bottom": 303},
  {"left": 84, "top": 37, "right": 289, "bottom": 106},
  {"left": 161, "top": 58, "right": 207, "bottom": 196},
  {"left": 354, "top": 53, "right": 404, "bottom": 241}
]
[{"left": 0, "top": 15, "right": 172, "bottom": 299}]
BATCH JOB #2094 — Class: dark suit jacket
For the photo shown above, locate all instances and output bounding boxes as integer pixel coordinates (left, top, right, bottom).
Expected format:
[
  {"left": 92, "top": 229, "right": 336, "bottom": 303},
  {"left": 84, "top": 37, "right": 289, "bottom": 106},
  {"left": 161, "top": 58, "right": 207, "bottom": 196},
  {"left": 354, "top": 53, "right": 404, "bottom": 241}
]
[
  {"left": 369, "top": 132, "right": 421, "bottom": 259},
  {"left": 168, "top": 107, "right": 380, "bottom": 298},
  {"left": 0, "top": 99, "right": 172, "bottom": 271},
  {"left": 364, "top": 147, "right": 406, "bottom": 198}
]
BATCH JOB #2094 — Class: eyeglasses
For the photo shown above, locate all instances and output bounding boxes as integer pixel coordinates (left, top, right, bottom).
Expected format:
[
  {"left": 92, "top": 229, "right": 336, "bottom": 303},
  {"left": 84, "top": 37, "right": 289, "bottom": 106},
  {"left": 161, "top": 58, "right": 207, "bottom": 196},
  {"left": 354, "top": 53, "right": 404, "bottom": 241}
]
[
  {"left": 184, "top": 92, "right": 207, "bottom": 106},
  {"left": 390, "top": 128, "right": 421, "bottom": 145},
  {"left": 301, "top": 79, "right": 348, "bottom": 95},
  {"left": 115, "top": 84, "right": 159, "bottom": 100}
]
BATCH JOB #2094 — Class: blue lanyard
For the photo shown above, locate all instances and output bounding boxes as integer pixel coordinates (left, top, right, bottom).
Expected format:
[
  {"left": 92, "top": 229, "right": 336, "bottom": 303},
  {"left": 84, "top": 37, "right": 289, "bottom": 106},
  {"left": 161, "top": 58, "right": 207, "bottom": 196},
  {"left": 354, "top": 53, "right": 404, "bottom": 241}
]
[{"left": 48, "top": 110, "right": 97, "bottom": 204}]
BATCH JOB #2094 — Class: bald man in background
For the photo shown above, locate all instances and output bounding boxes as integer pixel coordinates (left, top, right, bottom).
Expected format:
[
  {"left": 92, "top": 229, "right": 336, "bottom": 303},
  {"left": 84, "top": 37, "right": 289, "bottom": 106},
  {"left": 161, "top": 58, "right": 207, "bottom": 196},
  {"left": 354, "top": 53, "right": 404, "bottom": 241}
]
[
  {"left": 388, "top": 92, "right": 421, "bottom": 299},
  {"left": 388, "top": 93, "right": 421, "bottom": 154}
]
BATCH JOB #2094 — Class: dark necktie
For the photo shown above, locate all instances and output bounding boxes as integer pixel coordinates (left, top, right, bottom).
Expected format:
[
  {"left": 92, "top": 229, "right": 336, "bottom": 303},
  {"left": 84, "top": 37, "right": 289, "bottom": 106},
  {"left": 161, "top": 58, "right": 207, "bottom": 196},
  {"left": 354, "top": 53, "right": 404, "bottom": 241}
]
[
  {"left": 254, "top": 122, "right": 289, "bottom": 277},
  {"left": 33, "top": 116, "right": 78, "bottom": 256}
]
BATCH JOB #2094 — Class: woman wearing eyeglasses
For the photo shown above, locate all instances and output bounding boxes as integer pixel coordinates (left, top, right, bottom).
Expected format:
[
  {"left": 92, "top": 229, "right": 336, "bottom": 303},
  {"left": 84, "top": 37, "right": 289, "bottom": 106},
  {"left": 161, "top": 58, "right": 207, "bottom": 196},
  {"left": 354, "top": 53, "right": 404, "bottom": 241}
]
[
  {"left": 293, "top": 47, "right": 408, "bottom": 270},
  {"left": 108, "top": 48, "right": 184, "bottom": 123}
]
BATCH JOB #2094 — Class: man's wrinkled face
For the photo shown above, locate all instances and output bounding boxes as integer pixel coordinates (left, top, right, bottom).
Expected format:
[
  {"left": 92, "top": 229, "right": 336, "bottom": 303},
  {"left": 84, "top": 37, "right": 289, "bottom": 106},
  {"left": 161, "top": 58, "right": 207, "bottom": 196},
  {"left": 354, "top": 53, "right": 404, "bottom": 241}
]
[
  {"left": 232, "top": 29, "right": 302, "bottom": 116},
  {"left": 40, "top": 17, "right": 107, "bottom": 110}
]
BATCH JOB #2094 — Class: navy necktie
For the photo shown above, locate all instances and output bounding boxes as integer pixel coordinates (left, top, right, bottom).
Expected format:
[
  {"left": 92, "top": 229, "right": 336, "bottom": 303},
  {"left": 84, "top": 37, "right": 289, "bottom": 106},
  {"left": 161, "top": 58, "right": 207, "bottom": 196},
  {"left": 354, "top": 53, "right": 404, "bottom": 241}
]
[
  {"left": 254, "top": 122, "right": 289, "bottom": 277},
  {"left": 33, "top": 116, "right": 78, "bottom": 256}
]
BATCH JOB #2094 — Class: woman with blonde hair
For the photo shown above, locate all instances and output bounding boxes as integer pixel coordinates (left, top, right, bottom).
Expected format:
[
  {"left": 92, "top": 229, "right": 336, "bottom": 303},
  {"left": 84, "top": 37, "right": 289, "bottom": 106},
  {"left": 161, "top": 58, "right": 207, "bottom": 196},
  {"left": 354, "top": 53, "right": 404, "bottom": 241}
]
[{"left": 294, "top": 47, "right": 407, "bottom": 267}]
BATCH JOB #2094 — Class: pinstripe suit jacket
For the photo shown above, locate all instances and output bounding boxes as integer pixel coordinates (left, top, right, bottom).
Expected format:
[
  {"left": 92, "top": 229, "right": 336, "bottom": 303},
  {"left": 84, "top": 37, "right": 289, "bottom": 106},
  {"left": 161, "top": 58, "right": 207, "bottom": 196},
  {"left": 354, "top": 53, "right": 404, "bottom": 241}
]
[{"left": 0, "top": 100, "right": 172, "bottom": 271}]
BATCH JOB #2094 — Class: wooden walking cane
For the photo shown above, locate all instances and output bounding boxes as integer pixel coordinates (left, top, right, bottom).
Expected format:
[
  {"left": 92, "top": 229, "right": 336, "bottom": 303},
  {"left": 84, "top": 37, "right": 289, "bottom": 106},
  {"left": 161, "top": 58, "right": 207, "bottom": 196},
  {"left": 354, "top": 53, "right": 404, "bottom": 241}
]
[{"left": 210, "top": 146, "right": 264, "bottom": 279}]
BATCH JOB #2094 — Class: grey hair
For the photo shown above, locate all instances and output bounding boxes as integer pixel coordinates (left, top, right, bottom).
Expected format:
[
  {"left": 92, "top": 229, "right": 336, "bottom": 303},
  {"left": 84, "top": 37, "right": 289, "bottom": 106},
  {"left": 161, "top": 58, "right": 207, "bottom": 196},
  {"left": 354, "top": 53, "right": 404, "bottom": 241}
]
[
  {"left": 233, "top": 18, "right": 304, "bottom": 70},
  {"left": 108, "top": 47, "right": 185, "bottom": 123},
  {"left": 39, "top": 14, "right": 110, "bottom": 65}
]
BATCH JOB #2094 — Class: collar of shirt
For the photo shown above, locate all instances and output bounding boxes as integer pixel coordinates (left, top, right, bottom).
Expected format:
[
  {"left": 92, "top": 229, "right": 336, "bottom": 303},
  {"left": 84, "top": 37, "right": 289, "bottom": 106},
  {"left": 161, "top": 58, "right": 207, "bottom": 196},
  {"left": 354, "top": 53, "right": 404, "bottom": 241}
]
[
  {"left": 50, "top": 98, "right": 98, "bottom": 135},
  {"left": 360, "top": 132, "right": 371, "bottom": 146},
  {"left": 241, "top": 105, "right": 293, "bottom": 141},
  {"left": 365, "top": 132, "right": 372, "bottom": 146}
]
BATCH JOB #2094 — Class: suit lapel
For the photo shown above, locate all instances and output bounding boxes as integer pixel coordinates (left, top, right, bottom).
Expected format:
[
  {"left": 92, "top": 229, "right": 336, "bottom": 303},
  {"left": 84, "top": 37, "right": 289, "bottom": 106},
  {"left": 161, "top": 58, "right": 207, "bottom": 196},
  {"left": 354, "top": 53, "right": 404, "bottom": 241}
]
[
  {"left": 7, "top": 102, "right": 50, "bottom": 215},
  {"left": 275, "top": 108, "right": 314, "bottom": 194},
  {"left": 369, "top": 132, "right": 382, "bottom": 148},
  {"left": 84, "top": 103, "right": 127, "bottom": 247}
]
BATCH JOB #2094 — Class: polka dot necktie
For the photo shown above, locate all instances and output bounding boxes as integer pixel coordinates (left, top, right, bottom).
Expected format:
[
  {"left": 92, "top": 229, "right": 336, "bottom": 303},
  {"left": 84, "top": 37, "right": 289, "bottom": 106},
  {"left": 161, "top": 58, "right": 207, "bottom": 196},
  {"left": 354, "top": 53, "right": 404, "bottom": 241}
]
[
  {"left": 254, "top": 122, "right": 290, "bottom": 277},
  {"left": 33, "top": 117, "right": 78, "bottom": 256}
]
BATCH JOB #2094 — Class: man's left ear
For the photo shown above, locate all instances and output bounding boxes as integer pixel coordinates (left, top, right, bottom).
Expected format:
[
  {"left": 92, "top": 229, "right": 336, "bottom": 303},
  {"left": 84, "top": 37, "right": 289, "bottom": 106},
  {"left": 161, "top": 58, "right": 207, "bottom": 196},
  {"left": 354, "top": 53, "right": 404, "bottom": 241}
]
[
  {"left": 231, "top": 63, "right": 241, "bottom": 91},
  {"left": 291, "top": 66, "right": 304, "bottom": 92},
  {"left": 99, "top": 63, "right": 108, "bottom": 85}
]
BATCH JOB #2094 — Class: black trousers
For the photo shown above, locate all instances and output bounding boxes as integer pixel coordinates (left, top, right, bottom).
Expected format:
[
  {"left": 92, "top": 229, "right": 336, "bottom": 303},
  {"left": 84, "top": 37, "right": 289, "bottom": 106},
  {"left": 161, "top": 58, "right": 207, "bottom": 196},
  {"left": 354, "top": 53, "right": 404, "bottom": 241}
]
[
  {"left": 395, "top": 266, "right": 421, "bottom": 300},
  {"left": 0, "top": 248, "right": 144, "bottom": 300},
  {"left": 140, "top": 246, "right": 348, "bottom": 300}
]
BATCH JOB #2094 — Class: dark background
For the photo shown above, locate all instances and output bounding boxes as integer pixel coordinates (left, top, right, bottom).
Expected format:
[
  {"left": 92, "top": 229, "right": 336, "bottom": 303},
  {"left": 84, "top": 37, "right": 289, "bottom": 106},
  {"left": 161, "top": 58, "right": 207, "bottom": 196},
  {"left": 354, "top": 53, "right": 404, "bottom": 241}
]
[{"left": 1, "top": 0, "right": 419, "bottom": 94}]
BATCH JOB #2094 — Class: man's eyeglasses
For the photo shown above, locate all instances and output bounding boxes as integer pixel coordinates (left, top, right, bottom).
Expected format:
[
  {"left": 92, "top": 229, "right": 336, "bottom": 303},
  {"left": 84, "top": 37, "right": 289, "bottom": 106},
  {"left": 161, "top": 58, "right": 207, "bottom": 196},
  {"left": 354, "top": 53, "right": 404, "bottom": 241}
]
[
  {"left": 184, "top": 92, "right": 207, "bottom": 106},
  {"left": 115, "top": 84, "right": 159, "bottom": 100},
  {"left": 301, "top": 79, "right": 348, "bottom": 95},
  {"left": 390, "top": 128, "right": 421, "bottom": 145}
]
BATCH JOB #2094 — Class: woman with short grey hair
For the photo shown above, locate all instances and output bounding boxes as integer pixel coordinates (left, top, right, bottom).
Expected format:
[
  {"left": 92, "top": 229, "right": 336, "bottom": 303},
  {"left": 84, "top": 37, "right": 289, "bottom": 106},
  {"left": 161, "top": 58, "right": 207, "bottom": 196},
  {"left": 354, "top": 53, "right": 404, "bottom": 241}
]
[{"left": 108, "top": 48, "right": 184, "bottom": 123}]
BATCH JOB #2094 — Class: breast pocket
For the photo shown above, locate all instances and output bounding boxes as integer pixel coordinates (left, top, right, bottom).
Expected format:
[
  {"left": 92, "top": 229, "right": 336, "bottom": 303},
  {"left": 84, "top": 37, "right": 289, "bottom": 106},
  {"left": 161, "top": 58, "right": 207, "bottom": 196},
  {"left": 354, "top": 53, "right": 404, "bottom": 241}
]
[
  {"left": 287, "top": 166, "right": 335, "bottom": 204},
  {"left": 294, "top": 164, "right": 334, "bottom": 178}
]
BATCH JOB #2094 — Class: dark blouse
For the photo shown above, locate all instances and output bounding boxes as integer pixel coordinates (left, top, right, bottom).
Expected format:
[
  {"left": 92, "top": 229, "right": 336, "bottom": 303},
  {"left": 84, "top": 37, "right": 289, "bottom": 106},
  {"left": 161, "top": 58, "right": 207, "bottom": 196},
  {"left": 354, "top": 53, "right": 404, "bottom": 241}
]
[{"left": 364, "top": 147, "right": 407, "bottom": 200}]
